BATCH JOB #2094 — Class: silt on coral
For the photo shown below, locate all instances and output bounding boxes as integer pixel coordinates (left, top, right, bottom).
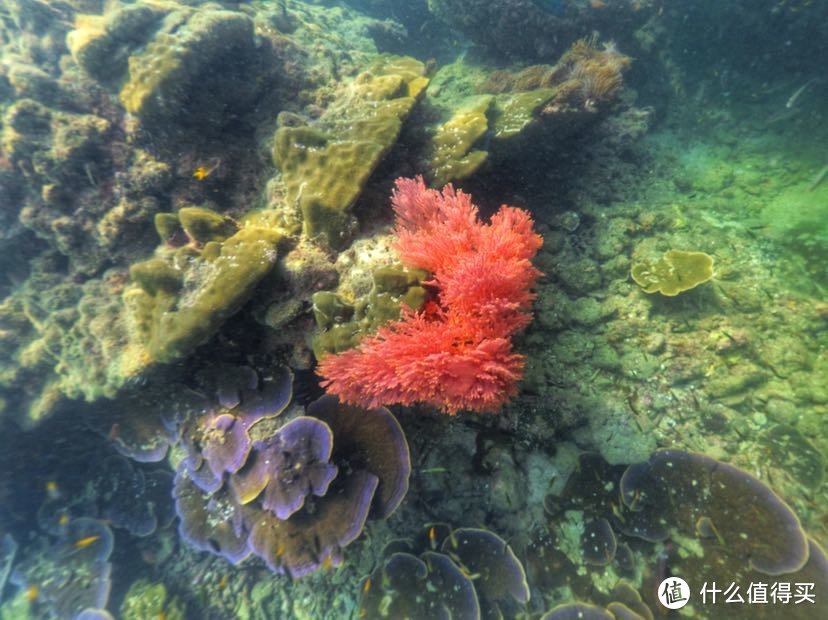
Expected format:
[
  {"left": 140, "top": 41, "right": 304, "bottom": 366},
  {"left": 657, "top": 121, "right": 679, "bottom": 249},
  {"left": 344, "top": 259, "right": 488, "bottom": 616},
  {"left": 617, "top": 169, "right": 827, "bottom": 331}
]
[{"left": 317, "top": 176, "right": 542, "bottom": 414}]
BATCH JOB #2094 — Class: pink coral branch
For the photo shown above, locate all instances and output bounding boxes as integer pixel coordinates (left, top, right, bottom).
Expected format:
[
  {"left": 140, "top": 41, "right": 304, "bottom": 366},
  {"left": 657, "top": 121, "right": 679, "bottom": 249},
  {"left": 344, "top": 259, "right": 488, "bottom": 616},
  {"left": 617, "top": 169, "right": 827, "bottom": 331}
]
[{"left": 317, "top": 177, "right": 542, "bottom": 414}]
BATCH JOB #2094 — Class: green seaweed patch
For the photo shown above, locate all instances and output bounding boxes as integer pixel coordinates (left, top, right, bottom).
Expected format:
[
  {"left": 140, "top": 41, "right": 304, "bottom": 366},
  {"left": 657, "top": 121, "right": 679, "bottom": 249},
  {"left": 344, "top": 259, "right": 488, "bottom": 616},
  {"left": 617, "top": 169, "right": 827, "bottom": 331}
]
[
  {"left": 630, "top": 250, "right": 714, "bottom": 296},
  {"left": 311, "top": 266, "right": 426, "bottom": 360}
]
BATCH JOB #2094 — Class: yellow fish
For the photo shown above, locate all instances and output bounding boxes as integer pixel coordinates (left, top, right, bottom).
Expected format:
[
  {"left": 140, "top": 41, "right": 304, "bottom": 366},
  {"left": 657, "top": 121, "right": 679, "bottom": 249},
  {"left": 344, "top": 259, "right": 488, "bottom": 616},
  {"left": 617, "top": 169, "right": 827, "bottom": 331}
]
[
  {"left": 73, "top": 535, "right": 100, "bottom": 550},
  {"left": 45, "top": 480, "right": 60, "bottom": 499},
  {"left": 24, "top": 585, "right": 39, "bottom": 602},
  {"left": 58, "top": 513, "right": 70, "bottom": 527},
  {"left": 192, "top": 158, "right": 220, "bottom": 181}
]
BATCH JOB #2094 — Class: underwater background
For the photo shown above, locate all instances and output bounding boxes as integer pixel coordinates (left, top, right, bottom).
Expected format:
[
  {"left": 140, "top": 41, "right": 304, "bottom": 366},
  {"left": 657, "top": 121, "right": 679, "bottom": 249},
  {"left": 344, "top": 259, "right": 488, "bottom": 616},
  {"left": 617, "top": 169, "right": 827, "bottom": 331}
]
[{"left": 0, "top": 0, "right": 826, "bottom": 618}]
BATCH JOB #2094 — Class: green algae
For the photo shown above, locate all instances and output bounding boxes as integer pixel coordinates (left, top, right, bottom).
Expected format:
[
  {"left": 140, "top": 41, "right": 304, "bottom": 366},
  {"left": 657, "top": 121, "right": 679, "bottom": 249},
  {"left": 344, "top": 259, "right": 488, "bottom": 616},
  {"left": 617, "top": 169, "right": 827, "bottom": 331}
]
[{"left": 121, "top": 579, "right": 185, "bottom": 620}]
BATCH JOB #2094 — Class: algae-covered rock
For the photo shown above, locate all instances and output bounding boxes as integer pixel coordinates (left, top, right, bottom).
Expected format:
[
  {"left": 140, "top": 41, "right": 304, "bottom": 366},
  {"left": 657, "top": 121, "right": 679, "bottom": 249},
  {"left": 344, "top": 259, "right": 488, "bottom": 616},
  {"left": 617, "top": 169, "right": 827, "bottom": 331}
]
[
  {"left": 272, "top": 56, "right": 428, "bottom": 248},
  {"left": 120, "top": 579, "right": 184, "bottom": 620},
  {"left": 630, "top": 250, "right": 714, "bottom": 296},
  {"left": 123, "top": 215, "right": 281, "bottom": 367},
  {"left": 67, "top": 4, "right": 168, "bottom": 85},
  {"left": 120, "top": 7, "right": 258, "bottom": 128}
]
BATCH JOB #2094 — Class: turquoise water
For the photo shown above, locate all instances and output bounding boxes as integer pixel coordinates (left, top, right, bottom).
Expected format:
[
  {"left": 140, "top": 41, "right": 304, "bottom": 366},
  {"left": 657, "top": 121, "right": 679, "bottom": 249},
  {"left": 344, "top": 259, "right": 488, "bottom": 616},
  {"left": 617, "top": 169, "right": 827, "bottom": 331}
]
[{"left": 0, "top": 1, "right": 826, "bottom": 618}]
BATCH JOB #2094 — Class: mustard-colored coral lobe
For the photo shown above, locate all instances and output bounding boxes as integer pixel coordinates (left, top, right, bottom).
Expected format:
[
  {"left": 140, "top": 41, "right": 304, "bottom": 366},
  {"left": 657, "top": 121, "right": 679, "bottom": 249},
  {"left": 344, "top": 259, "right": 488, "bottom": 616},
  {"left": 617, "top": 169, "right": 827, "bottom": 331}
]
[{"left": 631, "top": 250, "right": 714, "bottom": 296}]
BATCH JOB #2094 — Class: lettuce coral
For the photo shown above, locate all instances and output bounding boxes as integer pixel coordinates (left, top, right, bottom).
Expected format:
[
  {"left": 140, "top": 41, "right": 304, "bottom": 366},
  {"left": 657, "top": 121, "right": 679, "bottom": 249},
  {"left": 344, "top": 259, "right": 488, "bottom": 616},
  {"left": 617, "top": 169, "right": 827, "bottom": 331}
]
[{"left": 317, "top": 177, "right": 542, "bottom": 414}]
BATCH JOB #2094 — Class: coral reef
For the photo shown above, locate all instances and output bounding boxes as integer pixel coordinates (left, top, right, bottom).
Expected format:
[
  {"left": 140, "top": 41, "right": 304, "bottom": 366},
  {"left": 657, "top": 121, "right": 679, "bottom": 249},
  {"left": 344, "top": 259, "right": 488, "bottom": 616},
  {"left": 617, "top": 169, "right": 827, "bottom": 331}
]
[
  {"left": 172, "top": 371, "right": 410, "bottom": 577},
  {"left": 318, "top": 177, "right": 542, "bottom": 414},
  {"left": 0, "top": 0, "right": 826, "bottom": 618},
  {"left": 123, "top": 210, "right": 282, "bottom": 367},
  {"left": 359, "top": 524, "right": 529, "bottom": 619},
  {"left": 9, "top": 518, "right": 114, "bottom": 619},
  {"left": 272, "top": 55, "right": 428, "bottom": 248},
  {"left": 538, "top": 450, "right": 828, "bottom": 618}
]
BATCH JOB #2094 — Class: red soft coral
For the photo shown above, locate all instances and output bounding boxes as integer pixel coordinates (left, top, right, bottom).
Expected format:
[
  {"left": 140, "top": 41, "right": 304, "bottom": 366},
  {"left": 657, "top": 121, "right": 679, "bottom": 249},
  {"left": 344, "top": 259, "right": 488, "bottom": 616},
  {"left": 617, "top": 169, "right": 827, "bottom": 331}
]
[{"left": 317, "top": 177, "right": 543, "bottom": 414}]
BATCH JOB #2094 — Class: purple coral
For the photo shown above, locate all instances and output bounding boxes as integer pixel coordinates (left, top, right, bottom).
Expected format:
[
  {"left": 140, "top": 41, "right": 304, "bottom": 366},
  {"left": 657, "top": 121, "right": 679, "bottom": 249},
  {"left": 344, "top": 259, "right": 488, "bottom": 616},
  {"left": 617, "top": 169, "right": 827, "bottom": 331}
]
[
  {"left": 256, "top": 416, "right": 338, "bottom": 519},
  {"left": 201, "top": 413, "right": 253, "bottom": 478},
  {"left": 248, "top": 469, "right": 378, "bottom": 577},
  {"left": 171, "top": 373, "right": 410, "bottom": 578},
  {"left": 173, "top": 469, "right": 251, "bottom": 565},
  {"left": 620, "top": 449, "right": 809, "bottom": 575},
  {"left": 307, "top": 395, "right": 411, "bottom": 519}
]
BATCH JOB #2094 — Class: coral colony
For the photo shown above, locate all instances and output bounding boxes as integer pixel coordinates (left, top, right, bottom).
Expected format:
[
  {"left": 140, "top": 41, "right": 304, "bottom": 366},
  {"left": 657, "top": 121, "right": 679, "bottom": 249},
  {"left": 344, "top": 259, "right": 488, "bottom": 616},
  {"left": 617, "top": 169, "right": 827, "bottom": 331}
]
[
  {"left": 2, "top": 1, "right": 827, "bottom": 618},
  {"left": 318, "top": 177, "right": 542, "bottom": 414}
]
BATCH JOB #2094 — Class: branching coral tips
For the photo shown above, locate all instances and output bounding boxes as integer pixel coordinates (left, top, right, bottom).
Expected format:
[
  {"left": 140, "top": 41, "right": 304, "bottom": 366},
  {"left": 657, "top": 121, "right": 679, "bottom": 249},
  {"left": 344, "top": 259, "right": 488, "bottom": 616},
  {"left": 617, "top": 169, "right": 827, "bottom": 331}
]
[{"left": 317, "top": 177, "right": 542, "bottom": 414}]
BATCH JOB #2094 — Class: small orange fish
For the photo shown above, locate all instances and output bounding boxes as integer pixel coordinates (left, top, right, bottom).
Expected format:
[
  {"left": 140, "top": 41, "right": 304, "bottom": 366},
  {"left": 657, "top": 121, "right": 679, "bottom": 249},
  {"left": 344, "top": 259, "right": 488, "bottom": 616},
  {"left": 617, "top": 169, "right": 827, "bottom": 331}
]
[
  {"left": 192, "top": 158, "right": 220, "bottom": 181},
  {"left": 24, "top": 584, "right": 39, "bottom": 602},
  {"left": 45, "top": 480, "right": 60, "bottom": 499},
  {"left": 362, "top": 578, "right": 371, "bottom": 594},
  {"left": 322, "top": 555, "right": 333, "bottom": 571},
  {"left": 58, "top": 513, "right": 70, "bottom": 527},
  {"left": 218, "top": 574, "right": 229, "bottom": 589},
  {"left": 428, "top": 526, "right": 437, "bottom": 549},
  {"left": 73, "top": 535, "right": 100, "bottom": 550}
]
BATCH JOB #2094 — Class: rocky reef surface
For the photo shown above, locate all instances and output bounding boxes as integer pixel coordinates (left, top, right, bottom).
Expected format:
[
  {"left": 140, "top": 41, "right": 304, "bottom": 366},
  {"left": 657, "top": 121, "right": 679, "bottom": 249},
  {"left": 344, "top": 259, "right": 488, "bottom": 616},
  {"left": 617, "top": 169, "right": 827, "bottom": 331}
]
[{"left": 0, "top": 0, "right": 826, "bottom": 618}]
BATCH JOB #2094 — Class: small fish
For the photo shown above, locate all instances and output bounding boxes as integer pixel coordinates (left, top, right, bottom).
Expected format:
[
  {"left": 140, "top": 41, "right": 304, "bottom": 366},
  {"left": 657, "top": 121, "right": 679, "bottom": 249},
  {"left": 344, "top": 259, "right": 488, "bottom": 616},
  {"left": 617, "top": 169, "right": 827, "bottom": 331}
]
[
  {"left": 192, "top": 158, "right": 221, "bottom": 181},
  {"left": 45, "top": 480, "right": 60, "bottom": 499},
  {"left": 362, "top": 577, "right": 371, "bottom": 594},
  {"left": 58, "top": 513, "right": 70, "bottom": 527},
  {"left": 322, "top": 555, "right": 333, "bottom": 571},
  {"left": 24, "top": 584, "right": 39, "bottom": 602},
  {"left": 428, "top": 526, "right": 437, "bottom": 550},
  {"left": 73, "top": 535, "right": 100, "bottom": 550},
  {"left": 786, "top": 78, "right": 818, "bottom": 109},
  {"left": 218, "top": 574, "right": 229, "bottom": 589}
]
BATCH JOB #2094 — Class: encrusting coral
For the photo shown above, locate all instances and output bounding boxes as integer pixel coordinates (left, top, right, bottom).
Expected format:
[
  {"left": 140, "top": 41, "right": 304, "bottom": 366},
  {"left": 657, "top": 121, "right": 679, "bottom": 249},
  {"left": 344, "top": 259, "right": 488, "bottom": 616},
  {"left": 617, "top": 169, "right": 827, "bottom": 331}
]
[
  {"left": 317, "top": 176, "right": 543, "bottom": 414},
  {"left": 630, "top": 249, "right": 714, "bottom": 296}
]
